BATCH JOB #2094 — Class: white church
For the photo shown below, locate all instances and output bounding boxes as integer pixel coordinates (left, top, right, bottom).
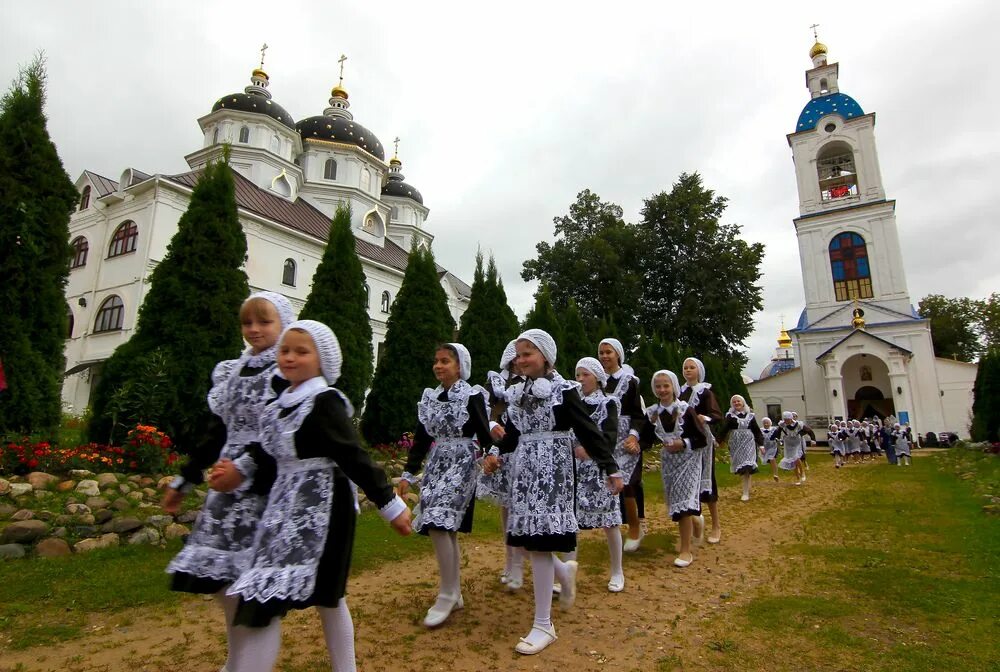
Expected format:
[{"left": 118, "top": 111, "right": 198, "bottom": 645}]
[
  {"left": 747, "top": 40, "right": 978, "bottom": 439},
  {"left": 61, "top": 59, "right": 471, "bottom": 412}
]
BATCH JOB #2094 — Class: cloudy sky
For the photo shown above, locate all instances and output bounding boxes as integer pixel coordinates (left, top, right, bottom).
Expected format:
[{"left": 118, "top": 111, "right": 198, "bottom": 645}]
[{"left": 2, "top": 1, "right": 996, "bottom": 376}]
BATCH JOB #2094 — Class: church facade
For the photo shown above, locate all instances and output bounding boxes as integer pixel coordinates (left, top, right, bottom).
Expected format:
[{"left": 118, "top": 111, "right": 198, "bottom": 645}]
[
  {"left": 61, "top": 64, "right": 471, "bottom": 413},
  {"left": 747, "top": 41, "right": 977, "bottom": 439}
]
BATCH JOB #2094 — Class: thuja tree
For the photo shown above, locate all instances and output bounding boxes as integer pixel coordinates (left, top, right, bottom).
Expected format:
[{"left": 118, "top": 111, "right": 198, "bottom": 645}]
[
  {"left": 299, "top": 204, "right": 373, "bottom": 409},
  {"left": 458, "top": 251, "right": 519, "bottom": 384},
  {"left": 0, "top": 57, "right": 79, "bottom": 434},
  {"left": 560, "top": 298, "right": 592, "bottom": 375},
  {"left": 971, "top": 349, "right": 999, "bottom": 443},
  {"left": 522, "top": 284, "right": 564, "bottom": 360},
  {"left": 361, "top": 245, "right": 455, "bottom": 445},
  {"left": 89, "top": 155, "right": 248, "bottom": 446}
]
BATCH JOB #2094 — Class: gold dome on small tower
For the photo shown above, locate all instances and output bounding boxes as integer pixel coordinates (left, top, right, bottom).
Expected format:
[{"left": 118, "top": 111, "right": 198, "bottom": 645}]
[
  {"left": 330, "top": 85, "right": 349, "bottom": 100},
  {"left": 809, "top": 40, "right": 828, "bottom": 59},
  {"left": 252, "top": 68, "right": 269, "bottom": 80},
  {"left": 778, "top": 328, "right": 793, "bottom": 349}
]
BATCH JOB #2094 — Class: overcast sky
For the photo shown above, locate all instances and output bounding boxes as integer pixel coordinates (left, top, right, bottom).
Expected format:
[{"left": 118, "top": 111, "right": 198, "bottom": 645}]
[{"left": 2, "top": 1, "right": 997, "bottom": 376}]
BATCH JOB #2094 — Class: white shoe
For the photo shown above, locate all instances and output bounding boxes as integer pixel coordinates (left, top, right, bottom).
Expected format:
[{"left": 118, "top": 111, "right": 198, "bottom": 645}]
[
  {"left": 515, "top": 624, "right": 558, "bottom": 655},
  {"left": 794, "top": 479, "right": 802, "bottom": 486},
  {"left": 623, "top": 529, "right": 644, "bottom": 553},
  {"left": 499, "top": 571, "right": 509, "bottom": 584},
  {"left": 423, "top": 594, "right": 463, "bottom": 628},
  {"left": 552, "top": 582, "right": 562, "bottom": 595},
  {"left": 608, "top": 574, "right": 625, "bottom": 593},
  {"left": 801, "top": 474, "right": 807, "bottom": 482},
  {"left": 673, "top": 554, "right": 693, "bottom": 568},
  {"left": 506, "top": 574, "right": 523, "bottom": 591},
  {"left": 740, "top": 494, "right": 750, "bottom": 502},
  {"left": 559, "top": 561, "right": 578, "bottom": 610}
]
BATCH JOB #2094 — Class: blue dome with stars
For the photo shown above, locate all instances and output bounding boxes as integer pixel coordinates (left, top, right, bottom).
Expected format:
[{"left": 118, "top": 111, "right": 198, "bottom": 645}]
[{"left": 795, "top": 93, "right": 864, "bottom": 132}]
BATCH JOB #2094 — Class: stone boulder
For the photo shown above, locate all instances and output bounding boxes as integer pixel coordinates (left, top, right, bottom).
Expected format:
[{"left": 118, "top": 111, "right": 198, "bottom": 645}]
[
  {"left": 128, "top": 527, "right": 160, "bottom": 545},
  {"left": 76, "top": 513, "right": 96, "bottom": 525},
  {"left": 127, "top": 475, "right": 143, "bottom": 485},
  {"left": 127, "top": 491, "right": 145, "bottom": 503},
  {"left": 72, "top": 525, "right": 98, "bottom": 538},
  {"left": 85, "top": 497, "right": 110, "bottom": 511},
  {"left": 57, "top": 480, "right": 77, "bottom": 493},
  {"left": 1, "top": 520, "right": 49, "bottom": 544},
  {"left": 66, "top": 503, "right": 91, "bottom": 516},
  {"left": 0, "top": 478, "right": 10, "bottom": 495},
  {"left": 94, "top": 509, "right": 114, "bottom": 524},
  {"left": 10, "top": 483, "right": 33, "bottom": 498},
  {"left": 33, "top": 491, "right": 53, "bottom": 501},
  {"left": 142, "top": 487, "right": 157, "bottom": 499},
  {"left": 176, "top": 511, "right": 199, "bottom": 524},
  {"left": 139, "top": 477, "right": 156, "bottom": 488},
  {"left": 36, "top": 538, "right": 72, "bottom": 558},
  {"left": 52, "top": 526, "right": 68, "bottom": 538},
  {"left": 0, "top": 543, "right": 26, "bottom": 559},
  {"left": 111, "top": 498, "right": 131, "bottom": 511},
  {"left": 11, "top": 509, "right": 35, "bottom": 521},
  {"left": 103, "top": 517, "right": 142, "bottom": 534},
  {"left": 27, "top": 472, "right": 59, "bottom": 490},
  {"left": 96, "top": 473, "right": 120, "bottom": 488},
  {"left": 75, "top": 480, "right": 100, "bottom": 497},
  {"left": 163, "top": 523, "right": 190, "bottom": 540},
  {"left": 0, "top": 504, "right": 19, "bottom": 519},
  {"left": 74, "top": 533, "right": 119, "bottom": 553},
  {"left": 35, "top": 510, "right": 55, "bottom": 521},
  {"left": 145, "top": 515, "right": 173, "bottom": 530},
  {"left": 68, "top": 469, "right": 96, "bottom": 479},
  {"left": 118, "top": 483, "right": 132, "bottom": 495},
  {"left": 158, "top": 476, "right": 174, "bottom": 490}
]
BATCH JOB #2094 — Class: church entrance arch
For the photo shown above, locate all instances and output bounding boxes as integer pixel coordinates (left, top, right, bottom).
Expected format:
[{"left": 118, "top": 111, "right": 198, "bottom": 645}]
[{"left": 841, "top": 353, "right": 895, "bottom": 419}]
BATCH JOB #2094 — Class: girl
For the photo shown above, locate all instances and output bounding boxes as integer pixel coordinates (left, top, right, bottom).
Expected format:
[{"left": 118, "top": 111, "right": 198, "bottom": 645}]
[
  {"left": 573, "top": 357, "right": 626, "bottom": 592},
  {"left": 829, "top": 423, "right": 845, "bottom": 469},
  {"left": 893, "top": 423, "right": 912, "bottom": 466},
  {"left": 165, "top": 291, "right": 294, "bottom": 672},
  {"left": 859, "top": 420, "right": 872, "bottom": 462},
  {"left": 679, "top": 357, "right": 723, "bottom": 544},
  {"left": 482, "top": 329, "right": 623, "bottom": 655},
  {"left": 718, "top": 395, "right": 764, "bottom": 502},
  {"left": 219, "top": 320, "right": 411, "bottom": 672},
  {"left": 846, "top": 420, "right": 863, "bottom": 464},
  {"left": 627, "top": 370, "right": 708, "bottom": 567},
  {"left": 759, "top": 417, "right": 780, "bottom": 481},
  {"left": 598, "top": 338, "right": 645, "bottom": 553},
  {"left": 477, "top": 340, "right": 525, "bottom": 589},
  {"left": 777, "top": 411, "right": 808, "bottom": 485},
  {"left": 397, "top": 343, "right": 492, "bottom": 628}
]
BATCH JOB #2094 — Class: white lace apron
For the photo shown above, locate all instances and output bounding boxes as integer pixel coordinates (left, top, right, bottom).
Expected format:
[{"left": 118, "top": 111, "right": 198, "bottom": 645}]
[
  {"left": 606, "top": 373, "right": 641, "bottom": 478},
  {"left": 477, "top": 372, "right": 514, "bottom": 506},
  {"left": 894, "top": 432, "right": 911, "bottom": 456},
  {"left": 654, "top": 412, "right": 703, "bottom": 518},
  {"left": 761, "top": 431, "right": 779, "bottom": 462},
  {"left": 574, "top": 393, "right": 622, "bottom": 529},
  {"left": 830, "top": 432, "right": 845, "bottom": 455},
  {"left": 846, "top": 429, "right": 862, "bottom": 454},
  {"left": 228, "top": 386, "right": 347, "bottom": 603},
  {"left": 727, "top": 412, "right": 759, "bottom": 474},
  {"left": 167, "top": 358, "right": 276, "bottom": 582},
  {"left": 779, "top": 425, "right": 804, "bottom": 470},
  {"left": 413, "top": 382, "right": 487, "bottom": 533},
  {"left": 506, "top": 378, "right": 579, "bottom": 537},
  {"left": 685, "top": 386, "right": 716, "bottom": 495}
]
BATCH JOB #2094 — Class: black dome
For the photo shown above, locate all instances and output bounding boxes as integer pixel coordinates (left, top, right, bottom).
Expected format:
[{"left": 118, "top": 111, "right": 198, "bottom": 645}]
[
  {"left": 296, "top": 116, "right": 385, "bottom": 161},
  {"left": 382, "top": 179, "right": 423, "bottom": 205},
  {"left": 212, "top": 92, "right": 295, "bottom": 129}
]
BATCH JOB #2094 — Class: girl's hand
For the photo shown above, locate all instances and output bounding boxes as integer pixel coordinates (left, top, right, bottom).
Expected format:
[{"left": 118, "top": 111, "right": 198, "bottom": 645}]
[
  {"left": 624, "top": 435, "right": 640, "bottom": 454},
  {"left": 490, "top": 425, "right": 506, "bottom": 441},
  {"left": 208, "top": 459, "right": 243, "bottom": 492},
  {"left": 396, "top": 480, "right": 409, "bottom": 497},
  {"left": 482, "top": 455, "right": 500, "bottom": 474},
  {"left": 161, "top": 487, "right": 183, "bottom": 514},
  {"left": 573, "top": 445, "right": 590, "bottom": 461},
  {"left": 607, "top": 475, "right": 625, "bottom": 494},
  {"left": 390, "top": 508, "right": 412, "bottom": 536},
  {"left": 667, "top": 438, "right": 685, "bottom": 453}
]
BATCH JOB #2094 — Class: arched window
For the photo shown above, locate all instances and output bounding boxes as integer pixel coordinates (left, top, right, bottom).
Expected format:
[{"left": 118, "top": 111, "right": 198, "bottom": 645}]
[
  {"left": 282, "top": 258, "right": 296, "bottom": 286},
  {"left": 70, "top": 236, "right": 89, "bottom": 269},
  {"left": 817, "top": 142, "right": 858, "bottom": 201},
  {"left": 94, "top": 295, "right": 125, "bottom": 333},
  {"left": 270, "top": 135, "right": 280, "bottom": 154},
  {"left": 380, "top": 291, "right": 391, "bottom": 313},
  {"left": 324, "top": 158, "right": 337, "bottom": 180},
  {"left": 108, "top": 221, "right": 138, "bottom": 258},
  {"left": 363, "top": 283, "right": 370, "bottom": 308},
  {"left": 79, "top": 186, "right": 91, "bottom": 211},
  {"left": 361, "top": 168, "right": 371, "bottom": 192},
  {"left": 66, "top": 304, "right": 74, "bottom": 339},
  {"left": 829, "top": 232, "right": 873, "bottom": 301},
  {"left": 213, "top": 127, "right": 220, "bottom": 144},
  {"left": 390, "top": 206, "right": 399, "bottom": 221},
  {"left": 238, "top": 126, "right": 250, "bottom": 143}
]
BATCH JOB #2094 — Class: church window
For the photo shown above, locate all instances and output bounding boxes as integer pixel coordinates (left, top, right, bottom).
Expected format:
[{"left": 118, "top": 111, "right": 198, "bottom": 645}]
[
  {"left": 79, "top": 186, "right": 91, "bottom": 211},
  {"left": 270, "top": 135, "right": 280, "bottom": 154},
  {"left": 380, "top": 291, "right": 391, "bottom": 313},
  {"left": 817, "top": 142, "right": 858, "bottom": 201},
  {"left": 766, "top": 404, "right": 782, "bottom": 423},
  {"left": 71, "top": 236, "right": 89, "bottom": 269},
  {"left": 213, "top": 127, "right": 220, "bottom": 144},
  {"left": 238, "top": 126, "right": 250, "bottom": 143},
  {"left": 324, "top": 158, "right": 338, "bottom": 180},
  {"left": 390, "top": 206, "right": 399, "bottom": 221},
  {"left": 282, "top": 258, "right": 296, "bottom": 287},
  {"left": 94, "top": 295, "right": 125, "bottom": 333},
  {"left": 819, "top": 78, "right": 829, "bottom": 94},
  {"left": 108, "top": 221, "right": 138, "bottom": 258},
  {"left": 829, "top": 232, "right": 874, "bottom": 301},
  {"left": 364, "top": 283, "right": 370, "bottom": 308},
  {"left": 66, "top": 304, "right": 74, "bottom": 339},
  {"left": 361, "top": 168, "right": 371, "bottom": 192}
]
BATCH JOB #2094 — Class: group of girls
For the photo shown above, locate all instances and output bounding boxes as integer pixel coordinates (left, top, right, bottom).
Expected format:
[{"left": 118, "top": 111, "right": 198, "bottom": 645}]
[{"left": 164, "top": 293, "right": 411, "bottom": 672}]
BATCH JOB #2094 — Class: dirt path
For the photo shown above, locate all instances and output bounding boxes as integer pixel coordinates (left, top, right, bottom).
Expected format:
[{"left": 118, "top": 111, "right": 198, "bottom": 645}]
[{"left": 3, "top": 458, "right": 877, "bottom": 672}]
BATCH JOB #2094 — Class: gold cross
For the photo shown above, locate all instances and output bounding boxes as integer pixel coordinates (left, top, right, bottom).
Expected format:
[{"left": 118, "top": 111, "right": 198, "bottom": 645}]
[
  {"left": 338, "top": 54, "right": 348, "bottom": 85},
  {"left": 809, "top": 24, "right": 820, "bottom": 41},
  {"left": 259, "top": 43, "right": 268, "bottom": 69},
  {"left": 779, "top": 313, "right": 786, "bottom": 329},
  {"left": 393, "top": 136, "right": 400, "bottom": 157}
]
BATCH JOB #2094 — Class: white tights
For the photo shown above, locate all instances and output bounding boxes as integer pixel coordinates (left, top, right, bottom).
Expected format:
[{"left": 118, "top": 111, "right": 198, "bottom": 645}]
[
  {"left": 429, "top": 529, "right": 461, "bottom": 606},
  {"left": 605, "top": 527, "right": 623, "bottom": 580},
  {"left": 235, "top": 598, "right": 357, "bottom": 672},
  {"left": 215, "top": 588, "right": 241, "bottom": 672},
  {"left": 529, "top": 552, "right": 573, "bottom": 628}
]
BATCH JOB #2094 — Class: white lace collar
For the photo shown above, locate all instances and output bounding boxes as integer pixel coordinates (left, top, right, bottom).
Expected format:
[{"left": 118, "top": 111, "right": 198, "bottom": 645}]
[
  {"left": 429, "top": 379, "right": 476, "bottom": 402},
  {"left": 647, "top": 399, "right": 689, "bottom": 417},
  {"left": 608, "top": 363, "right": 636, "bottom": 380},
  {"left": 680, "top": 381, "right": 711, "bottom": 394},
  {"left": 278, "top": 376, "right": 329, "bottom": 408},
  {"left": 580, "top": 388, "right": 606, "bottom": 405},
  {"left": 240, "top": 344, "right": 279, "bottom": 369}
]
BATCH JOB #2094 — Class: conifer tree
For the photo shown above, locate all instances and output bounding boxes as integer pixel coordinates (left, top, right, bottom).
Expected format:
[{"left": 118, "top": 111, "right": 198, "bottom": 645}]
[
  {"left": 362, "top": 246, "right": 456, "bottom": 445},
  {"left": 522, "top": 284, "right": 564, "bottom": 363},
  {"left": 0, "top": 57, "right": 78, "bottom": 434},
  {"left": 88, "top": 155, "right": 248, "bottom": 446},
  {"left": 458, "top": 251, "right": 518, "bottom": 384},
  {"left": 299, "top": 204, "right": 373, "bottom": 409},
  {"left": 560, "top": 299, "right": 592, "bottom": 374},
  {"left": 971, "top": 349, "right": 999, "bottom": 443}
]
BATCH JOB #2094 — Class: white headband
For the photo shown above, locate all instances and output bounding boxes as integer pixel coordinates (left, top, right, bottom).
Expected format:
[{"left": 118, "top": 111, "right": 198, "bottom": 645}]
[
  {"left": 599, "top": 338, "right": 625, "bottom": 366},
  {"left": 575, "top": 357, "right": 608, "bottom": 388},
  {"left": 281, "top": 319, "right": 342, "bottom": 385},
  {"left": 446, "top": 342, "right": 472, "bottom": 381},
  {"left": 517, "top": 328, "right": 557, "bottom": 366}
]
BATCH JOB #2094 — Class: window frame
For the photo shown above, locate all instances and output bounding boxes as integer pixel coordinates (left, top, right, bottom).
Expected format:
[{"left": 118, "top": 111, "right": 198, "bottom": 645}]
[
  {"left": 324, "top": 158, "right": 338, "bottom": 180},
  {"left": 94, "top": 295, "right": 125, "bottom": 333},
  {"left": 107, "top": 221, "right": 138, "bottom": 258},
  {"left": 282, "top": 258, "right": 297, "bottom": 287},
  {"left": 380, "top": 291, "right": 391, "bottom": 313},
  {"left": 829, "top": 231, "right": 874, "bottom": 301},
  {"left": 70, "top": 236, "right": 89, "bottom": 269},
  {"left": 238, "top": 126, "right": 250, "bottom": 143},
  {"left": 79, "top": 186, "right": 91, "bottom": 211}
]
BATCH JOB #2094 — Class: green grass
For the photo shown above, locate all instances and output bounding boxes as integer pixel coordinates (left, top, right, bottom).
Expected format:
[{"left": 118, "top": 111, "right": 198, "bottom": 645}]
[{"left": 701, "top": 446, "right": 1000, "bottom": 672}]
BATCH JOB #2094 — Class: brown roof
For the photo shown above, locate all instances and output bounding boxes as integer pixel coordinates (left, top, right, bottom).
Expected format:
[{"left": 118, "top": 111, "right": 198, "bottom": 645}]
[
  {"left": 85, "top": 170, "right": 119, "bottom": 196},
  {"left": 166, "top": 168, "right": 414, "bottom": 272}
]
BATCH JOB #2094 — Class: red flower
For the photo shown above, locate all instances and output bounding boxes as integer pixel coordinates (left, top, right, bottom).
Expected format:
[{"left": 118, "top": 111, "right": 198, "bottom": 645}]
[{"left": 26, "top": 458, "right": 38, "bottom": 469}]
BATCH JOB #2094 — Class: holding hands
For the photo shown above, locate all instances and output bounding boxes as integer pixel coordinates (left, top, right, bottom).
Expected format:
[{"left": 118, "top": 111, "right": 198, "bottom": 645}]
[
  {"left": 390, "top": 508, "right": 413, "bottom": 536},
  {"left": 606, "top": 474, "right": 625, "bottom": 495},
  {"left": 208, "top": 458, "right": 243, "bottom": 492},
  {"left": 482, "top": 454, "right": 501, "bottom": 474},
  {"left": 623, "top": 435, "right": 641, "bottom": 455},
  {"left": 574, "top": 444, "right": 590, "bottom": 461}
]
